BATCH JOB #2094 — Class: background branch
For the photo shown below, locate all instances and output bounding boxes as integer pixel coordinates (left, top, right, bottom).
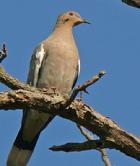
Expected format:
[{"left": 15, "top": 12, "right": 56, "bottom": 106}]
[
  {"left": 49, "top": 140, "right": 105, "bottom": 152},
  {"left": 77, "top": 125, "right": 111, "bottom": 166},
  {"left": 0, "top": 43, "right": 7, "bottom": 63},
  {"left": 122, "top": 0, "right": 140, "bottom": 8}
]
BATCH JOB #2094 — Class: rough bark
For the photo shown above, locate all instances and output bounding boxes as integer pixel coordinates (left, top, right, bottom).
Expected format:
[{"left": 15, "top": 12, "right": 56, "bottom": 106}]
[
  {"left": 0, "top": 68, "right": 140, "bottom": 161},
  {"left": 122, "top": 0, "right": 140, "bottom": 8}
]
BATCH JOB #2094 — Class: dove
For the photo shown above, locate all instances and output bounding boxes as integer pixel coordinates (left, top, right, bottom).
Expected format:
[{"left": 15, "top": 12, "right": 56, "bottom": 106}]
[{"left": 7, "top": 11, "right": 89, "bottom": 166}]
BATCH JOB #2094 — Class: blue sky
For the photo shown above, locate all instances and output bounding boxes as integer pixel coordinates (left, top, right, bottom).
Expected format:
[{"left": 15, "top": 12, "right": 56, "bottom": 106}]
[{"left": 0, "top": 0, "right": 140, "bottom": 165}]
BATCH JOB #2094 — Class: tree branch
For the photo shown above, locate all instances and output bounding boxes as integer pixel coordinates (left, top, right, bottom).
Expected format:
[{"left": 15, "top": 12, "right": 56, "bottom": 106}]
[
  {"left": 49, "top": 140, "right": 105, "bottom": 152},
  {"left": 100, "top": 149, "right": 111, "bottom": 166},
  {"left": 0, "top": 43, "right": 7, "bottom": 63},
  {"left": 0, "top": 69, "right": 140, "bottom": 161},
  {"left": 77, "top": 125, "right": 111, "bottom": 166},
  {"left": 77, "top": 125, "right": 93, "bottom": 140},
  {"left": 64, "top": 70, "right": 106, "bottom": 107},
  {"left": 0, "top": 66, "right": 32, "bottom": 90},
  {"left": 122, "top": 0, "right": 140, "bottom": 8}
]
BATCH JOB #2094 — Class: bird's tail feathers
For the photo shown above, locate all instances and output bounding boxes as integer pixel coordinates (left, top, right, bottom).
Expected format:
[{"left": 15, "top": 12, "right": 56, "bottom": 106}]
[
  {"left": 7, "top": 112, "right": 54, "bottom": 166},
  {"left": 7, "top": 127, "right": 40, "bottom": 166},
  {"left": 7, "top": 145, "right": 32, "bottom": 166}
]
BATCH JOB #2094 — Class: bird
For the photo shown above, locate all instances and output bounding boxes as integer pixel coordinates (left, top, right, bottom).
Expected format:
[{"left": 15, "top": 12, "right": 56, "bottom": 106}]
[{"left": 7, "top": 11, "right": 89, "bottom": 166}]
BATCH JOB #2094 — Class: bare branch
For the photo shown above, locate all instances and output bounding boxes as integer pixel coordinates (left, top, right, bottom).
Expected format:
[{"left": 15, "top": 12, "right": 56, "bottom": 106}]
[
  {"left": 0, "top": 43, "right": 7, "bottom": 63},
  {"left": 0, "top": 69, "right": 140, "bottom": 161},
  {"left": 0, "top": 89, "right": 140, "bottom": 160},
  {"left": 71, "top": 70, "right": 106, "bottom": 98},
  {"left": 49, "top": 140, "right": 121, "bottom": 166},
  {"left": 49, "top": 140, "right": 104, "bottom": 152},
  {"left": 122, "top": 0, "right": 140, "bottom": 8},
  {"left": 99, "top": 149, "right": 111, "bottom": 166},
  {"left": 77, "top": 125, "right": 111, "bottom": 166},
  {"left": 0, "top": 66, "right": 35, "bottom": 91},
  {"left": 64, "top": 70, "right": 106, "bottom": 107},
  {"left": 77, "top": 93, "right": 111, "bottom": 166},
  {"left": 77, "top": 125, "right": 93, "bottom": 140}
]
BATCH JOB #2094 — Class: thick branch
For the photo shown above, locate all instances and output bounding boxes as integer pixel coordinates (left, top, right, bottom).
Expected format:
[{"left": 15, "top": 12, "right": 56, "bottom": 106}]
[
  {"left": 122, "top": 0, "right": 140, "bottom": 8},
  {"left": 0, "top": 89, "right": 140, "bottom": 160},
  {"left": 0, "top": 69, "right": 140, "bottom": 161},
  {"left": 0, "top": 67, "right": 32, "bottom": 90},
  {"left": 0, "top": 66, "right": 44, "bottom": 93}
]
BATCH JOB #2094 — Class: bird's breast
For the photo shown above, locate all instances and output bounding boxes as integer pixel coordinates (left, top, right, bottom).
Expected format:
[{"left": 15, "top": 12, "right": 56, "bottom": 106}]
[{"left": 37, "top": 40, "right": 79, "bottom": 94}]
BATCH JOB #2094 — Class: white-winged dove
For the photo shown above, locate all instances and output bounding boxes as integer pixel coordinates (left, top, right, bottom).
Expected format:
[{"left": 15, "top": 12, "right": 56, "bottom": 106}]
[{"left": 7, "top": 11, "right": 89, "bottom": 166}]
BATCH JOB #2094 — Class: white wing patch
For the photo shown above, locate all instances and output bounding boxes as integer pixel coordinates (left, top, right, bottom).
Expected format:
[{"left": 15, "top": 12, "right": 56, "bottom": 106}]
[
  {"left": 33, "top": 44, "right": 45, "bottom": 86},
  {"left": 78, "top": 59, "right": 80, "bottom": 76}
]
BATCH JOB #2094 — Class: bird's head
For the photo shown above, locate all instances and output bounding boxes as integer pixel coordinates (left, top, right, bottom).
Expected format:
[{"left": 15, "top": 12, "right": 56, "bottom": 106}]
[{"left": 56, "top": 11, "right": 90, "bottom": 28}]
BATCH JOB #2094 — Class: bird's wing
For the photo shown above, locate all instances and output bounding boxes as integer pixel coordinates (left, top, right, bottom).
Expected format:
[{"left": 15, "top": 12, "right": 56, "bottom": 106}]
[
  {"left": 72, "top": 58, "right": 80, "bottom": 89},
  {"left": 7, "top": 43, "right": 51, "bottom": 166},
  {"left": 14, "top": 42, "right": 53, "bottom": 149},
  {"left": 27, "top": 43, "right": 45, "bottom": 87}
]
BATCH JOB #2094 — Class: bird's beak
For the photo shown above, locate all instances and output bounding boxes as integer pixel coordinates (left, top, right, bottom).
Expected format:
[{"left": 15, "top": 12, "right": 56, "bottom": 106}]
[
  {"left": 74, "top": 18, "right": 91, "bottom": 26},
  {"left": 82, "top": 19, "right": 91, "bottom": 24}
]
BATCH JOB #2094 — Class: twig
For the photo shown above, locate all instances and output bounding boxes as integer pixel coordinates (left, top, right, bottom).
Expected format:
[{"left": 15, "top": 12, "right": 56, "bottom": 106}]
[
  {"left": 49, "top": 140, "right": 105, "bottom": 152},
  {"left": 71, "top": 70, "right": 106, "bottom": 99},
  {"left": 0, "top": 43, "right": 7, "bottom": 63},
  {"left": 99, "top": 149, "right": 111, "bottom": 166},
  {"left": 77, "top": 125, "right": 93, "bottom": 140},
  {"left": 122, "top": 0, "right": 140, "bottom": 8},
  {"left": 64, "top": 70, "right": 106, "bottom": 107},
  {"left": 77, "top": 125, "right": 111, "bottom": 166}
]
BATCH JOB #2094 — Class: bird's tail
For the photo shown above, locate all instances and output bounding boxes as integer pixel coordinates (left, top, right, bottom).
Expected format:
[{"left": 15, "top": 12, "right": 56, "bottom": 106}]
[
  {"left": 7, "top": 128, "right": 40, "bottom": 166},
  {"left": 7, "top": 110, "right": 54, "bottom": 166},
  {"left": 7, "top": 145, "right": 33, "bottom": 166}
]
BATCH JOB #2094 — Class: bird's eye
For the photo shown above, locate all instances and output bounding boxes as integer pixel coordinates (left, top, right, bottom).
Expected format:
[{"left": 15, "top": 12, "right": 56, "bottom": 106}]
[
  {"left": 64, "top": 18, "right": 69, "bottom": 22},
  {"left": 69, "top": 12, "right": 74, "bottom": 16}
]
